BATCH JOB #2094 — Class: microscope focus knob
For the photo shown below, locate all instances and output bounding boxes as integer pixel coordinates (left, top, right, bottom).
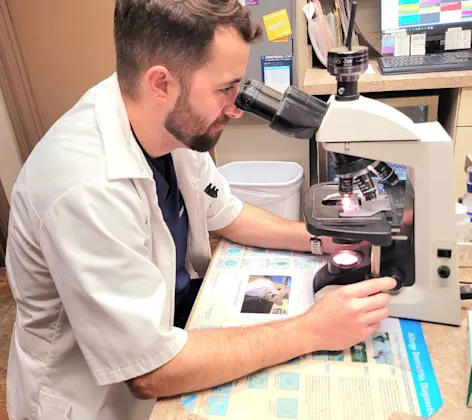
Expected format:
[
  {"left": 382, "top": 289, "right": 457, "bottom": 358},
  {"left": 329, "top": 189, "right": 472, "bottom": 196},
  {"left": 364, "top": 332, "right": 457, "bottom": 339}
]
[
  {"left": 437, "top": 266, "right": 451, "bottom": 279},
  {"left": 382, "top": 266, "right": 403, "bottom": 292}
]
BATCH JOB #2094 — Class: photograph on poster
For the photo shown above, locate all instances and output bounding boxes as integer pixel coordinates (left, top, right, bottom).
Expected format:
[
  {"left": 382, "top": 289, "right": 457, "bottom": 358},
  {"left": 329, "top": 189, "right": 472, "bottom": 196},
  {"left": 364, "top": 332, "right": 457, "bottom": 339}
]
[{"left": 240, "top": 275, "right": 292, "bottom": 315}]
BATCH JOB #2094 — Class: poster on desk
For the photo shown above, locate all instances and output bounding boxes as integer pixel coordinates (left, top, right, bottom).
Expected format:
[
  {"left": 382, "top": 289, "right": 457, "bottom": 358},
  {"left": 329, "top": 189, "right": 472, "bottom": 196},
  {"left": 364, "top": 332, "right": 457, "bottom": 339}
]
[{"left": 182, "top": 239, "right": 442, "bottom": 419}]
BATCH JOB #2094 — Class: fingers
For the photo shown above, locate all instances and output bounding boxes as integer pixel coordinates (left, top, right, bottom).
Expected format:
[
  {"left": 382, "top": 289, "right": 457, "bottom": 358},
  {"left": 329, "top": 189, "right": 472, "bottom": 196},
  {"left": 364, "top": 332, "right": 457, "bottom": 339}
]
[
  {"left": 402, "top": 210, "right": 413, "bottom": 226},
  {"left": 366, "top": 322, "right": 381, "bottom": 334},
  {"left": 359, "top": 292, "right": 391, "bottom": 313},
  {"left": 343, "top": 277, "right": 397, "bottom": 298},
  {"left": 360, "top": 307, "right": 389, "bottom": 325}
]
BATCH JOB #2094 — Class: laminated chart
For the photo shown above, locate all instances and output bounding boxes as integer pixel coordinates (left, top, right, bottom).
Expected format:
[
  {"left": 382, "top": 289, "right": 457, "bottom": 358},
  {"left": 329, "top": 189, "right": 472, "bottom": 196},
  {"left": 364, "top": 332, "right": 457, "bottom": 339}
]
[{"left": 183, "top": 239, "right": 442, "bottom": 419}]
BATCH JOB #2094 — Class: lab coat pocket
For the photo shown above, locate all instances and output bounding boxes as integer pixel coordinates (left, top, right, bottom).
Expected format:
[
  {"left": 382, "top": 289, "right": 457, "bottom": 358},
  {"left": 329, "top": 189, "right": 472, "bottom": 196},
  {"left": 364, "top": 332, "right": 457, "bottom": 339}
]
[{"left": 38, "top": 391, "right": 72, "bottom": 420}]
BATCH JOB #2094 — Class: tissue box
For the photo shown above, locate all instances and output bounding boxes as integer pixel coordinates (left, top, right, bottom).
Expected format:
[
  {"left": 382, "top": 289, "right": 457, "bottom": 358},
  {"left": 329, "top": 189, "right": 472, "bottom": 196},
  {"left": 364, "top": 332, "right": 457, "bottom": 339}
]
[{"left": 468, "top": 310, "right": 472, "bottom": 407}]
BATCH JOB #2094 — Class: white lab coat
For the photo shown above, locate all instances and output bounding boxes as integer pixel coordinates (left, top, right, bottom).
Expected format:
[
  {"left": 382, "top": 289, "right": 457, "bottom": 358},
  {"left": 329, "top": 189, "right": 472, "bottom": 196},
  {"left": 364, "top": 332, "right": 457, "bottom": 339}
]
[{"left": 5, "top": 73, "right": 243, "bottom": 420}]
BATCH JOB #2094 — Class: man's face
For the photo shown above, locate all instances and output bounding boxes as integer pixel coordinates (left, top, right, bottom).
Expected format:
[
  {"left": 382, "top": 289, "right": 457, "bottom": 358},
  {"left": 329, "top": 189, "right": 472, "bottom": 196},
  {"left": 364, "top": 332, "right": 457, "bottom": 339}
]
[{"left": 164, "top": 27, "right": 250, "bottom": 152}]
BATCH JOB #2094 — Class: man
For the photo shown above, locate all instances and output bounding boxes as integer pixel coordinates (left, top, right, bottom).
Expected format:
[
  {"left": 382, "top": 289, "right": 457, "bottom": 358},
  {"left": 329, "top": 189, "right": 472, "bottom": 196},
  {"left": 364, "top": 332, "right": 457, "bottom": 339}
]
[{"left": 5, "top": 1, "right": 395, "bottom": 419}]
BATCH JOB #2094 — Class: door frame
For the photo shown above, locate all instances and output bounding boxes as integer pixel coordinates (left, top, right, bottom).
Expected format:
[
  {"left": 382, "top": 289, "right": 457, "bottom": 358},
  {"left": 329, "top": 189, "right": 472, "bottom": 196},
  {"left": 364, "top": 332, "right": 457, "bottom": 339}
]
[{"left": 0, "top": 0, "right": 43, "bottom": 162}]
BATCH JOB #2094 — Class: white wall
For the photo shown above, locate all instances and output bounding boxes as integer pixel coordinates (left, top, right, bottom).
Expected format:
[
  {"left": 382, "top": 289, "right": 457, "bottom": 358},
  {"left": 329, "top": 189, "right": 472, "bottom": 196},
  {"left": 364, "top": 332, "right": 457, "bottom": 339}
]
[{"left": 0, "top": 89, "right": 23, "bottom": 203}]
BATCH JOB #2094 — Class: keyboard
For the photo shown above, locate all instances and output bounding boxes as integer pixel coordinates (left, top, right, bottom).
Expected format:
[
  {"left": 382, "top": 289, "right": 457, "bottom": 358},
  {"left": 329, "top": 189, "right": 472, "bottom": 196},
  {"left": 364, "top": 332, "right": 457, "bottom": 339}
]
[{"left": 377, "top": 50, "right": 472, "bottom": 75}]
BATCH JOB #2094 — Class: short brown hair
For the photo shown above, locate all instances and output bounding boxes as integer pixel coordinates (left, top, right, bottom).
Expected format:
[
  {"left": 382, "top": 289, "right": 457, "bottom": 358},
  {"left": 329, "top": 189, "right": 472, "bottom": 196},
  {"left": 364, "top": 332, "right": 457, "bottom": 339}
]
[{"left": 114, "top": 0, "right": 263, "bottom": 99}]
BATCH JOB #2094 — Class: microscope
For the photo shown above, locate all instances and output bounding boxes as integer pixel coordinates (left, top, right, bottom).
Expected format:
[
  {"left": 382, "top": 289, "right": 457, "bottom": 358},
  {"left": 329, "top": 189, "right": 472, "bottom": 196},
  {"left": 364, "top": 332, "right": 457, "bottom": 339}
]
[{"left": 234, "top": 7, "right": 461, "bottom": 327}]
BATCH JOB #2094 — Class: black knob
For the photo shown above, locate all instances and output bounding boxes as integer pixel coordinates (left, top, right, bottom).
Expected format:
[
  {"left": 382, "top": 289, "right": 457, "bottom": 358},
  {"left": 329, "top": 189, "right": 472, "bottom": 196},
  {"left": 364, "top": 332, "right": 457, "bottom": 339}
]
[
  {"left": 383, "top": 266, "right": 404, "bottom": 291},
  {"left": 438, "top": 266, "right": 450, "bottom": 279}
]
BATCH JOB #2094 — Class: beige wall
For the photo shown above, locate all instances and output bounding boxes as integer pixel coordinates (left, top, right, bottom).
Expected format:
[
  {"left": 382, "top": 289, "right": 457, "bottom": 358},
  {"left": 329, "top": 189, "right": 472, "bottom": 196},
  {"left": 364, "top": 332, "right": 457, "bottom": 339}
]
[
  {"left": 0, "top": 89, "right": 22, "bottom": 203},
  {"left": 7, "top": 0, "right": 116, "bottom": 132}
]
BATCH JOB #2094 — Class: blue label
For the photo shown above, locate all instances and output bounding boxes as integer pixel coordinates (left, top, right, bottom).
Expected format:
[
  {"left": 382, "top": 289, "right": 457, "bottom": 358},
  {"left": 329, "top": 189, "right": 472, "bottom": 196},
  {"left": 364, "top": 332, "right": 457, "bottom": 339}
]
[
  {"left": 467, "top": 211, "right": 472, "bottom": 222},
  {"left": 400, "top": 319, "right": 442, "bottom": 417}
]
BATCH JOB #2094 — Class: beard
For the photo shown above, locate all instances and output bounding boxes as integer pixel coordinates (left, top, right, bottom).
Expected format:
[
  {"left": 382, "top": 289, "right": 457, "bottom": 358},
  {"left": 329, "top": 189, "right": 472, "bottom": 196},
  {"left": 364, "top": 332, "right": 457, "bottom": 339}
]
[{"left": 164, "top": 84, "right": 228, "bottom": 153}]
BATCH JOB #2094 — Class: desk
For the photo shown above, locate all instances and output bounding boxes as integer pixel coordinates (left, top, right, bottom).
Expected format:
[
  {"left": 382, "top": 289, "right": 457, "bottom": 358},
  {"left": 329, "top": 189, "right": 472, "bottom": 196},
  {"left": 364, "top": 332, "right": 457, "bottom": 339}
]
[
  {"left": 303, "top": 59, "right": 472, "bottom": 96},
  {"left": 150, "top": 254, "right": 472, "bottom": 420}
]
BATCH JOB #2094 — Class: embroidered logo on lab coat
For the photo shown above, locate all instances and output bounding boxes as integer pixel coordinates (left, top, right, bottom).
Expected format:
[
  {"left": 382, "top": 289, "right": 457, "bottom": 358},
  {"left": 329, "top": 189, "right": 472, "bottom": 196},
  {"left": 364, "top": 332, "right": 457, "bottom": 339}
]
[{"left": 204, "top": 183, "right": 219, "bottom": 198}]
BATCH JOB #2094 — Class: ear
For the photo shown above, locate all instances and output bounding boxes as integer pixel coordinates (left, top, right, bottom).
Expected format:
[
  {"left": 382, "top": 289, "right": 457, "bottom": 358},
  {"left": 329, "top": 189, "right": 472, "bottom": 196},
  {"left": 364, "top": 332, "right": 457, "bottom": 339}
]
[{"left": 144, "top": 65, "right": 172, "bottom": 104}]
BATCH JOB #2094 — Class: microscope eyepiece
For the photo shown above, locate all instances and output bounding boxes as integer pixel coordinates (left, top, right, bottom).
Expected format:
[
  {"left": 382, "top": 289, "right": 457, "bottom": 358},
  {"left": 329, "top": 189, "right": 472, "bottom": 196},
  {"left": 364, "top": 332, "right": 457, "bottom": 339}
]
[
  {"left": 235, "top": 79, "right": 283, "bottom": 123},
  {"left": 234, "top": 78, "right": 329, "bottom": 139}
]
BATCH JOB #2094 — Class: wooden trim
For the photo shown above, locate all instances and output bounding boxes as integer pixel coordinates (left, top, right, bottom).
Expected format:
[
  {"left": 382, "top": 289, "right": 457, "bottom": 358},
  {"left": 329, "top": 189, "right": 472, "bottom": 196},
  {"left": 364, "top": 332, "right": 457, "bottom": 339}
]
[
  {"left": 0, "top": 179, "right": 8, "bottom": 267},
  {"left": 295, "top": 0, "right": 310, "bottom": 88},
  {"left": 458, "top": 87, "right": 472, "bottom": 127},
  {"left": 0, "top": 0, "right": 43, "bottom": 161}
]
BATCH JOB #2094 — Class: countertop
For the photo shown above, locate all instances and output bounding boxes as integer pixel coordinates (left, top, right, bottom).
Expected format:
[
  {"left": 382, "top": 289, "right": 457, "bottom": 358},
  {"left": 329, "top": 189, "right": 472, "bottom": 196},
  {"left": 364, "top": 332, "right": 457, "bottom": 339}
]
[
  {"left": 0, "top": 268, "right": 471, "bottom": 420},
  {"left": 303, "top": 59, "right": 472, "bottom": 96}
]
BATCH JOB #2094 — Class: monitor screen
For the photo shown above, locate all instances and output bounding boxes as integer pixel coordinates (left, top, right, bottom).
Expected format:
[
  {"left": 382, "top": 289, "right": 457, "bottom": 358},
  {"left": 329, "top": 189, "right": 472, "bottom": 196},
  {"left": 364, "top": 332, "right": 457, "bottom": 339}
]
[{"left": 381, "top": 0, "right": 472, "bottom": 34}]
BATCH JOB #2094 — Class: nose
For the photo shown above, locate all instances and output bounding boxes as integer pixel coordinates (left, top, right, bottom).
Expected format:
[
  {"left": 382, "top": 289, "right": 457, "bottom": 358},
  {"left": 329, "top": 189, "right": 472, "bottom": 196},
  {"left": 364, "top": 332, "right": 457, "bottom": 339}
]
[
  {"left": 222, "top": 87, "right": 244, "bottom": 119},
  {"left": 224, "top": 104, "right": 243, "bottom": 120}
]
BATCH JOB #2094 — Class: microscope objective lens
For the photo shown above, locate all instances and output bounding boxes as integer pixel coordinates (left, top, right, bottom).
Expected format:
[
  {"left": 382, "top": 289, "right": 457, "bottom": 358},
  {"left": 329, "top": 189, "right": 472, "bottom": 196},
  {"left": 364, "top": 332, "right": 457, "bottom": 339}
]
[
  {"left": 354, "top": 173, "right": 377, "bottom": 201},
  {"left": 339, "top": 176, "right": 354, "bottom": 195},
  {"left": 369, "top": 161, "right": 399, "bottom": 185}
]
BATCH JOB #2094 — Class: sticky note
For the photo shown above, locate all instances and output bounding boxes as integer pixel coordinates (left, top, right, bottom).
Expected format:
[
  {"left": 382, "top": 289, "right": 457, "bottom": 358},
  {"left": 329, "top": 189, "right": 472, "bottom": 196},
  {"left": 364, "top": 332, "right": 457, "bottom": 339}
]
[
  {"left": 273, "top": 35, "right": 289, "bottom": 42},
  {"left": 263, "top": 9, "right": 292, "bottom": 42}
]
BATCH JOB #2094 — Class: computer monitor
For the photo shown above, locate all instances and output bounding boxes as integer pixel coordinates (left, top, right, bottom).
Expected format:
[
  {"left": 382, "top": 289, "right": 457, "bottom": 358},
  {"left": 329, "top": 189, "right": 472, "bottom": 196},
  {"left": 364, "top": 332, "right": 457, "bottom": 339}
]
[{"left": 381, "top": 0, "right": 472, "bottom": 35}]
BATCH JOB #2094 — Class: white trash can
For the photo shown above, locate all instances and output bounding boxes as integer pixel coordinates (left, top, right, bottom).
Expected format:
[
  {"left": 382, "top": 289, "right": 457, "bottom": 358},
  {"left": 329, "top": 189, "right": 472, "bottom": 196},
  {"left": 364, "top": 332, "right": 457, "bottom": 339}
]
[{"left": 218, "top": 161, "right": 304, "bottom": 221}]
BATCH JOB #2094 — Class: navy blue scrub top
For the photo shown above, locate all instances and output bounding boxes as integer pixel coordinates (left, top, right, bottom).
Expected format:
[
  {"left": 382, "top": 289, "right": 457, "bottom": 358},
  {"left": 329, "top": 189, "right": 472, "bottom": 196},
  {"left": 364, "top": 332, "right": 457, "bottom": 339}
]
[{"left": 132, "top": 129, "right": 191, "bottom": 305}]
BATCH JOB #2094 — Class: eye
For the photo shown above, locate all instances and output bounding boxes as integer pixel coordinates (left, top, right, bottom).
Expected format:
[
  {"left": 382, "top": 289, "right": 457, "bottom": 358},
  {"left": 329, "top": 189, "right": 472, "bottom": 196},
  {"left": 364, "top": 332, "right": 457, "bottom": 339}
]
[{"left": 220, "top": 86, "right": 233, "bottom": 95}]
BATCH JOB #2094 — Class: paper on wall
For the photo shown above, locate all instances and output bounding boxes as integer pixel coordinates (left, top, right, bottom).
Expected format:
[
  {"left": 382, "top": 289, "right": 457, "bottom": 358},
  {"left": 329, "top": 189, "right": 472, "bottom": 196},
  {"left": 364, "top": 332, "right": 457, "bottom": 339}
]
[
  {"left": 381, "top": 35, "right": 395, "bottom": 55},
  {"left": 261, "top": 54, "right": 292, "bottom": 94},
  {"left": 445, "top": 27, "right": 472, "bottom": 51},
  {"left": 394, "top": 33, "right": 410, "bottom": 56},
  {"left": 181, "top": 239, "right": 443, "bottom": 419},
  {"left": 411, "top": 34, "right": 426, "bottom": 56}
]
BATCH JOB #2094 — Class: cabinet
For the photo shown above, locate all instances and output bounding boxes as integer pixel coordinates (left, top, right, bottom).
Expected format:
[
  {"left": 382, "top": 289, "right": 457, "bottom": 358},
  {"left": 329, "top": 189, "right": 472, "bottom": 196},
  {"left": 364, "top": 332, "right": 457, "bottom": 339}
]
[
  {"left": 455, "top": 88, "right": 472, "bottom": 198},
  {"left": 458, "top": 88, "right": 472, "bottom": 127},
  {"left": 454, "top": 127, "right": 472, "bottom": 198}
]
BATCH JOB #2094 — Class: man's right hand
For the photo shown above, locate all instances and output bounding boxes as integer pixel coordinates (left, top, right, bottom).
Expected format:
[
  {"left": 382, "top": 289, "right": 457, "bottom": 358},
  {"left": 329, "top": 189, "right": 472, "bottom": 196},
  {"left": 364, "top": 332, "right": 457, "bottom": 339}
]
[
  {"left": 304, "top": 277, "right": 396, "bottom": 351},
  {"left": 127, "top": 276, "right": 396, "bottom": 400}
]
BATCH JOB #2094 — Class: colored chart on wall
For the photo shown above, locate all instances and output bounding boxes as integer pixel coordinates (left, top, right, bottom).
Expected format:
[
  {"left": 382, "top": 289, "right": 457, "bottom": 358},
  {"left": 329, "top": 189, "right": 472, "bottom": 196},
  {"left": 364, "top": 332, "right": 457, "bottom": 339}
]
[{"left": 398, "top": 0, "right": 472, "bottom": 27}]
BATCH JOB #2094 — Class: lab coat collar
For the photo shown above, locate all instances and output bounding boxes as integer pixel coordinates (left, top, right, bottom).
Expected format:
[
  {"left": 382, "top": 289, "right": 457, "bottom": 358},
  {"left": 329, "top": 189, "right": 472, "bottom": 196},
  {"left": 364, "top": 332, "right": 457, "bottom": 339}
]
[{"left": 95, "top": 73, "right": 153, "bottom": 181}]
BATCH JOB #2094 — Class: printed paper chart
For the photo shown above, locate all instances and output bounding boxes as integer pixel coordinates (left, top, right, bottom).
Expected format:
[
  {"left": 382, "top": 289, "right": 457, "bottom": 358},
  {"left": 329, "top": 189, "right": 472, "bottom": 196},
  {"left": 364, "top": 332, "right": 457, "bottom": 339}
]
[{"left": 183, "top": 240, "right": 442, "bottom": 419}]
